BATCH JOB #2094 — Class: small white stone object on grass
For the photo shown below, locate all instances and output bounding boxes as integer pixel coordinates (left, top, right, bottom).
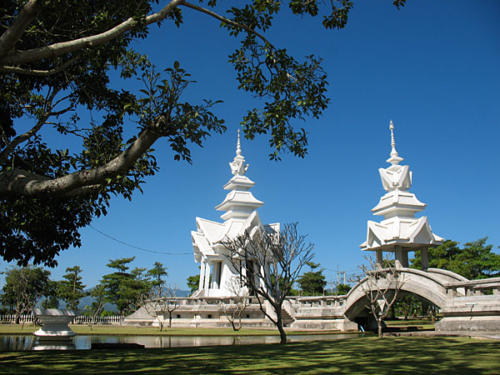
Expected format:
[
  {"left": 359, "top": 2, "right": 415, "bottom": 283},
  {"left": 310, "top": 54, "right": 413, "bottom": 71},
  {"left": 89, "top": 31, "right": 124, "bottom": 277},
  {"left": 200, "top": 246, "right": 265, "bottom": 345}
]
[{"left": 33, "top": 308, "right": 78, "bottom": 340}]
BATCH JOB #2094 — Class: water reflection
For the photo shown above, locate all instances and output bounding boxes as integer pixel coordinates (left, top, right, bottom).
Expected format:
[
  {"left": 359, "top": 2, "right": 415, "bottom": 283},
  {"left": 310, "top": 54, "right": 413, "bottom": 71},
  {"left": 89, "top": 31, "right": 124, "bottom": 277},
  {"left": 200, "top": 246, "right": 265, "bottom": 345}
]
[{"left": 1, "top": 333, "right": 360, "bottom": 351}]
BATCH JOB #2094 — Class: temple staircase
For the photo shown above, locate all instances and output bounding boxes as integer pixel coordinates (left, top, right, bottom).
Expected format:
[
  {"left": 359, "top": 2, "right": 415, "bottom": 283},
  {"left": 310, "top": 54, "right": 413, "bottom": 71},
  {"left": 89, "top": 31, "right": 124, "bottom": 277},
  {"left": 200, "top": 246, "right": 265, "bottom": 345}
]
[{"left": 281, "top": 308, "right": 295, "bottom": 327}]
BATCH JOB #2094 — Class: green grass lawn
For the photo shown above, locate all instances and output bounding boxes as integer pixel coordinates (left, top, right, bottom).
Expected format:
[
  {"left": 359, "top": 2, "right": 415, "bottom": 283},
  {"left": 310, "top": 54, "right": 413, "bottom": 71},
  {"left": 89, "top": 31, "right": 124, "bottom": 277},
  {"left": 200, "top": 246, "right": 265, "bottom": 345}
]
[{"left": 1, "top": 336, "right": 499, "bottom": 374}]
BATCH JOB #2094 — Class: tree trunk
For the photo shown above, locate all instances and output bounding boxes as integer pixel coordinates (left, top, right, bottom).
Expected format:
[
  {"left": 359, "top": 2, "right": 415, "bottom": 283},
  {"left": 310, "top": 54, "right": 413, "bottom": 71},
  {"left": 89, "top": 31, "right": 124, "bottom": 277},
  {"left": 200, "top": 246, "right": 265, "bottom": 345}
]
[
  {"left": 276, "top": 312, "right": 287, "bottom": 344},
  {"left": 377, "top": 318, "right": 383, "bottom": 338},
  {"left": 230, "top": 320, "right": 241, "bottom": 332}
]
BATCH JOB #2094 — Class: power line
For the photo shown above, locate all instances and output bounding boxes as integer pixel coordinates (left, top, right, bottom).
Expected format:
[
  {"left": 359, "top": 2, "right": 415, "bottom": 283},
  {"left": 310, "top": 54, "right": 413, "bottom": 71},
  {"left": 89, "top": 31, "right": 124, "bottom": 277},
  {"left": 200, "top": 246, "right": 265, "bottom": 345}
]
[{"left": 89, "top": 225, "right": 191, "bottom": 255}]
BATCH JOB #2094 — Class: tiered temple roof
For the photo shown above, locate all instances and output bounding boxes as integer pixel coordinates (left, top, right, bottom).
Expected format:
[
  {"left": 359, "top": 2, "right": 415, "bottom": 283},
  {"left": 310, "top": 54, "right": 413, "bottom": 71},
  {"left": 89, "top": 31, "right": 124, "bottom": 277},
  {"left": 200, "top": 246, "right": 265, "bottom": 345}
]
[
  {"left": 191, "top": 130, "right": 278, "bottom": 296},
  {"left": 360, "top": 121, "right": 443, "bottom": 262}
]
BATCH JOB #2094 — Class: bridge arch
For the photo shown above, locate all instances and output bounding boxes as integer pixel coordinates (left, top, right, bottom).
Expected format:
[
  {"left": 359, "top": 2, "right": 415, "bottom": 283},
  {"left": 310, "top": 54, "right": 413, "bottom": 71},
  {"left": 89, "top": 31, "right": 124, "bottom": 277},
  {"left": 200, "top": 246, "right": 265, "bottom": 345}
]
[{"left": 343, "top": 268, "right": 464, "bottom": 320}]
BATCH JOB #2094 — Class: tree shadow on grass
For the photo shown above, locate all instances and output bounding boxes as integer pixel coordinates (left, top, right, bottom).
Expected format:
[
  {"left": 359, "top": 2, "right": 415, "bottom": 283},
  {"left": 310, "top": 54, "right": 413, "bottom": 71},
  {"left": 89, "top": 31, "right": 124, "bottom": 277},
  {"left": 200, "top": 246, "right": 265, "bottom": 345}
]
[{"left": 1, "top": 337, "right": 499, "bottom": 374}]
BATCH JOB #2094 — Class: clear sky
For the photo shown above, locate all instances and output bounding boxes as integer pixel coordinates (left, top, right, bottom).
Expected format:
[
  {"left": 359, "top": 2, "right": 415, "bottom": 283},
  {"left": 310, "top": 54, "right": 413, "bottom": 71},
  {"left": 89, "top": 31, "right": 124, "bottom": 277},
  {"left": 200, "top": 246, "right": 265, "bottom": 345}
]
[{"left": 2, "top": 0, "right": 499, "bottom": 291}]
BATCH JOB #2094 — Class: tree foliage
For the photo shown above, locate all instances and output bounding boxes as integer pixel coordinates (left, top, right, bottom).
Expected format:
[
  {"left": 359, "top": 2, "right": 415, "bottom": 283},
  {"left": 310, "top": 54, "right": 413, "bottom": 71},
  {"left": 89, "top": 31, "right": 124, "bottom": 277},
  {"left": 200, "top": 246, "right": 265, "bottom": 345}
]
[
  {"left": 100, "top": 257, "right": 152, "bottom": 315},
  {"left": 186, "top": 274, "right": 200, "bottom": 293},
  {"left": 57, "top": 265, "right": 87, "bottom": 310},
  {"left": 0, "top": 0, "right": 406, "bottom": 266},
  {"left": 296, "top": 261, "right": 326, "bottom": 295},
  {"left": 147, "top": 261, "right": 169, "bottom": 291},
  {"left": 0, "top": 265, "right": 51, "bottom": 323},
  {"left": 85, "top": 283, "right": 107, "bottom": 323},
  {"left": 335, "top": 283, "right": 352, "bottom": 296},
  {"left": 411, "top": 238, "right": 500, "bottom": 280},
  {"left": 40, "top": 279, "right": 60, "bottom": 309}
]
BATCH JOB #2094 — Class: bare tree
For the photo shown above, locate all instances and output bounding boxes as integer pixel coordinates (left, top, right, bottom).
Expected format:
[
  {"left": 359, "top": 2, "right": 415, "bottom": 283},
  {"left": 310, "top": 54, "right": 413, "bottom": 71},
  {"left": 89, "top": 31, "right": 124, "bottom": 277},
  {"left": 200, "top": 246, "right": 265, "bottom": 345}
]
[
  {"left": 163, "top": 285, "right": 180, "bottom": 329},
  {"left": 222, "top": 222, "right": 314, "bottom": 344},
  {"left": 218, "top": 276, "right": 250, "bottom": 332},
  {"left": 360, "top": 256, "right": 406, "bottom": 338},
  {"left": 140, "top": 284, "right": 179, "bottom": 331}
]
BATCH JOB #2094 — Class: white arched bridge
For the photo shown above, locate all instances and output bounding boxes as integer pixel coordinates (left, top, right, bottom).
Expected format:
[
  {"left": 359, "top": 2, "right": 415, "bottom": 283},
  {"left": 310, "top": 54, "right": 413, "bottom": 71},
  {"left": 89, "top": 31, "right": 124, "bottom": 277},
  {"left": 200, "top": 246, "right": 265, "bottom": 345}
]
[{"left": 286, "top": 268, "right": 500, "bottom": 332}]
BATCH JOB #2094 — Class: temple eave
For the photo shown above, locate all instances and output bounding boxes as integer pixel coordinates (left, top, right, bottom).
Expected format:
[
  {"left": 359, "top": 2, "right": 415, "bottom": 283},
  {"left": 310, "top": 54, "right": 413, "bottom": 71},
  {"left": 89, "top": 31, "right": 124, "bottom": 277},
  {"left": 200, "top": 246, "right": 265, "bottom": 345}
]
[
  {"left": 215, "top": 200, "right": 264, "bottom": 212},
  {"left": 223, "top": 177, "right": 255, "bottom": 191},
  {"left": 361, "top": 241, "right": 441, "bottom": 252},
  {"left": 372, "top": 205, "right": 426, "bottom": 216}
]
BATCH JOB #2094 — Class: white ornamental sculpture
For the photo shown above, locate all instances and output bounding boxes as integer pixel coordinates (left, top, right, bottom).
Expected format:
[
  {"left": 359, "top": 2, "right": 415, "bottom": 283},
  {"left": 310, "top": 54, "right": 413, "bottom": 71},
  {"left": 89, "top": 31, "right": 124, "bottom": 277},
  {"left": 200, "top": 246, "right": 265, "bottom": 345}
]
[
  {"left": 191, "top": 130, "right": 279, "bottom": 297},
  {"left": 360, "top": 121, "right": 444, "bottom": 269}
]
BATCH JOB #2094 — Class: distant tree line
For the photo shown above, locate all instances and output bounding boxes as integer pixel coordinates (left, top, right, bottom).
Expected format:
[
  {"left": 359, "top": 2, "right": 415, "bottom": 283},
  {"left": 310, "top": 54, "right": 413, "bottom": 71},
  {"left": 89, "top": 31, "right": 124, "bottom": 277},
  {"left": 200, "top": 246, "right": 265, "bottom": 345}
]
[{"left": 0, "top": 257, "right": 169, "bottom": 323}]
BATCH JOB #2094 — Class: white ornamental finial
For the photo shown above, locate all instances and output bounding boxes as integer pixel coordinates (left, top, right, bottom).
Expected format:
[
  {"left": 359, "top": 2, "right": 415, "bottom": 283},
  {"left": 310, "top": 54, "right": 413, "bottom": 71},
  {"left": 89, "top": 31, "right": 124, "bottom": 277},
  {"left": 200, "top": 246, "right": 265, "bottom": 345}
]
[
  {"left": 236, "top": 129, "right": 242, "bottom": 156},
  {"left": 230, "top": 129, "right": 249, "bottom": 176},
  {"left": 387, "top": 120, "right": 403, "bottom": 166},
  {"left": 390, "top": 120, "right": 396, "bottom": 150}
]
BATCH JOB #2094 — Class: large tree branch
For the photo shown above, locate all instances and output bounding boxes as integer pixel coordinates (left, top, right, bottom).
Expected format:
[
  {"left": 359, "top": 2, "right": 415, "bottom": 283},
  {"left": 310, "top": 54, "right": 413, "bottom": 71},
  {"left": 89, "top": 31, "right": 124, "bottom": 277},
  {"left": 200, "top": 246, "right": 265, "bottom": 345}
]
[
  {"left": 0, "top": 126, "right": 162, "bottom": 197},
  {"left": 0, "top": 0, "right": 42, "bottom": 58},
  {"left": 0, "top": 0, "right": 186, "bottom": 66}
]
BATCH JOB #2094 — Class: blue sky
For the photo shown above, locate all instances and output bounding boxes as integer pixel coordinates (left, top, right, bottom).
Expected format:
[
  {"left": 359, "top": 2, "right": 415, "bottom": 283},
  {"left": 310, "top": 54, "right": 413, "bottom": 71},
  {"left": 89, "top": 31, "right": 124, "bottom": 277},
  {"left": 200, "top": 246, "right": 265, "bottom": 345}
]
[{"left": 2, "top": 0, "right": 499, "bottom": 291}]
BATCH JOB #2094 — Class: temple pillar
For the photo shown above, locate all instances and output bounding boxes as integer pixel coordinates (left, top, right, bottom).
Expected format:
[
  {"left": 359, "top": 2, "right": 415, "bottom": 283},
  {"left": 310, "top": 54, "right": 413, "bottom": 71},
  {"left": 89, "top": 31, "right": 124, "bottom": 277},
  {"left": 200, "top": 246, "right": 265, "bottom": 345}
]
[
  {"left": 394, "top": 247, "right": 403, "bottom": 269},
  {"left": 421, "top": 248, "right": 429, "bottom": 270},
  {"left": 199, "top": 262, "right": 206, "bottom": 290},
  {"left": 204, "top": 262, "right": 211, "bottom": 291},
  {"left": 401, "top": 251, "right": 409, "bottom": 268},
  {"left": 212, "top": 261, "right": 221, "bottom": 290},
  {"left": 376, "top": 250, "right": 383, "bottom": 267}
]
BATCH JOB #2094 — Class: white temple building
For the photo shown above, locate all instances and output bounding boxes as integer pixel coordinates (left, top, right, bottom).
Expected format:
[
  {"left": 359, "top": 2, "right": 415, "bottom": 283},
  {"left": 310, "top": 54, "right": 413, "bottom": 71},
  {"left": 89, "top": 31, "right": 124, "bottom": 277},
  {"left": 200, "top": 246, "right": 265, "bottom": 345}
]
[
  {"left": 360, "top": 121, "right": 444, "bottom": 268},
  {"left": 191, "top": 131, "right": 279, "bottom": 297}
]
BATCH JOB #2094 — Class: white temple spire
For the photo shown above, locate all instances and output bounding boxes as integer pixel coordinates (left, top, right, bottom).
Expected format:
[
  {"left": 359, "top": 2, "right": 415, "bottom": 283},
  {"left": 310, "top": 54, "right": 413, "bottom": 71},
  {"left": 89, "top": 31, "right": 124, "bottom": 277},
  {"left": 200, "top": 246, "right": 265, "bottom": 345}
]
[
  {"left": 387, "top": 120, "right": 403, "bottom": 166},
  {"left": 230, "top": 129, "right": 249, "bottom": 176},
  {"left": 216, "top": 130, "right": 263, "bottom": 222}
]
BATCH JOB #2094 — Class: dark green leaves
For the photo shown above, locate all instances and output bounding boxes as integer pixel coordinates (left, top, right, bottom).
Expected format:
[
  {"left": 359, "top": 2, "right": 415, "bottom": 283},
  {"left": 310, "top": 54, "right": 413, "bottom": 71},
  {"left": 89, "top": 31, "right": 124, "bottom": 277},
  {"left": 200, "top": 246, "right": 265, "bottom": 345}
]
[
  {"left": 411, "top": 238, "right": 500, "bottom": 279},
  {"left": 126, "top": 63, "right": 226, "bottom": 164},
  {"left": 229, "top": 39, "right": 329, "bottom": 159}
]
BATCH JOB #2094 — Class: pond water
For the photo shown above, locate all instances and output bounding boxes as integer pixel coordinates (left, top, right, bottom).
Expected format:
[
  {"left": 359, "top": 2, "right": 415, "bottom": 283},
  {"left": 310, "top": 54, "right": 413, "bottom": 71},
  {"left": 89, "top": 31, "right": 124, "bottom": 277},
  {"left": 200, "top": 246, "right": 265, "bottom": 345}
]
[{"left": 1, "top": 333, "right": 362, "bottom": 351}]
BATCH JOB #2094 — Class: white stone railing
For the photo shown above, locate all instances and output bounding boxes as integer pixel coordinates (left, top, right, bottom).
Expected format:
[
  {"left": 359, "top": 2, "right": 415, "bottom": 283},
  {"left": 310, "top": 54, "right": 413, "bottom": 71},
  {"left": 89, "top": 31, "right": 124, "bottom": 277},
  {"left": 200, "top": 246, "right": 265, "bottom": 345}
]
[
  {"left": 0, "top": 314, "right": 35, "bottom": 323},
  {"left": 288, "top": 295, "right": 348, "bottom": 308},
  {"left": 73, "top": 315, "right": 124, "bottom": 325},
  {"left": 0, "top": 314, "right": 126, "bottom": 325},
  {"left": 445, "top": 277, "right": 500, "bottom": 296}
]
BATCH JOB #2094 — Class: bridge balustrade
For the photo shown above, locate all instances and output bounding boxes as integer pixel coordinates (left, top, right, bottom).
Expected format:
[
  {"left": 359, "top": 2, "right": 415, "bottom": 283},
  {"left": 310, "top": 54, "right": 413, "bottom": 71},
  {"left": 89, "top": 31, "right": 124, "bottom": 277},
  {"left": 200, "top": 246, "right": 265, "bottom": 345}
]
[{"left": 444, "top": 277, "right": 500, "bottom": 297}]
